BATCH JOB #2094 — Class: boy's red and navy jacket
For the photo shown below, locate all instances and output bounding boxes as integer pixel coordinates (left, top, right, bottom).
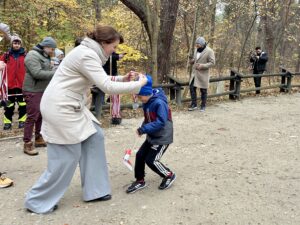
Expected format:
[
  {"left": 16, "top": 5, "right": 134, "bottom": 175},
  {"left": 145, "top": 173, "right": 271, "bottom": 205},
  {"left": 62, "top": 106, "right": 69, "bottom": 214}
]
[
  {"left": 138, "top": 88, "right": 173, "bottom": 145},
  {"left": 0, "top": 47, "right": 26, "bottom": 89}
]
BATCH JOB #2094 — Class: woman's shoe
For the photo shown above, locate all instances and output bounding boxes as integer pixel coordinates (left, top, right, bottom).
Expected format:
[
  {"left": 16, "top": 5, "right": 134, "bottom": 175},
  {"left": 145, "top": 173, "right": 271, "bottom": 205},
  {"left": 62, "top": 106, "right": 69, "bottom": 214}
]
[{"left": 88, "top": 194, "right": 112, "bottom": 202}]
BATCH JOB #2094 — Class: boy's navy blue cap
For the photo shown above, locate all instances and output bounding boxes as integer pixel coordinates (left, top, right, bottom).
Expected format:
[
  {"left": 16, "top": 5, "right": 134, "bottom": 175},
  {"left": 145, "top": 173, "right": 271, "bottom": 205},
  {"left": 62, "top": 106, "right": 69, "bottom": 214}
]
[{"left": 138, "top": 75, "right": 153, "bottom": 96}]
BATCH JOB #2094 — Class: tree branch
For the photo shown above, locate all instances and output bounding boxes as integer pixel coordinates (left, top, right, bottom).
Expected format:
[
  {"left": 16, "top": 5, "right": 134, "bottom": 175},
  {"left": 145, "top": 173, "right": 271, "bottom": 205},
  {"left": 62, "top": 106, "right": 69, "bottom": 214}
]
[{"left": 119, "top": 0, "right": 150, "bottom": 38}]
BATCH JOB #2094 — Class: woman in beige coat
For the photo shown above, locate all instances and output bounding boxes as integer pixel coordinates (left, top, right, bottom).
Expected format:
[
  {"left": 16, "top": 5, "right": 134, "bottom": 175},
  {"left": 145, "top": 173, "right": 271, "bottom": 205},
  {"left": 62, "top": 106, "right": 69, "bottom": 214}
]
[
  {"left": 188, "top": 37, "right": 215, "bottom": 112},
  {"left": 24, "top": 25, "right": 147, "bottom": 214}
]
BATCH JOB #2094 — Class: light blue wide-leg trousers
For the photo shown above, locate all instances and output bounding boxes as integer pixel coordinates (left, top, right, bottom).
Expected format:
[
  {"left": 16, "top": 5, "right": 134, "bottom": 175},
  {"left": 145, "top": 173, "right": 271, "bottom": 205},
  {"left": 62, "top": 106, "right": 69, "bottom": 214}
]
[{"left": 24, "top": 123, "right": 111, "bottom": 213}]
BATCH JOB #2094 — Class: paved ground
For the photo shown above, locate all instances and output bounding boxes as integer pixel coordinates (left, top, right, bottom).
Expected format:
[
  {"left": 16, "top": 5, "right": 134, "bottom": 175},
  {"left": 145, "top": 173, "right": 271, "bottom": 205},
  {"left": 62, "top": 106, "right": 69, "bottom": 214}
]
[{"left": 0, "top": 92, "right": 300, "bottom": 225}]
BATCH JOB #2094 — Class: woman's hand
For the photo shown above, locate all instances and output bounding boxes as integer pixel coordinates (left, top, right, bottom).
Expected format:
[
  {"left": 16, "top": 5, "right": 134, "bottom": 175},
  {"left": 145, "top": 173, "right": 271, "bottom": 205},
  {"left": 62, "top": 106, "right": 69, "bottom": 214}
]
[
  {"left": 124, "top": 71, "right": 139, "bottom": 81},
  {"left": 138, "top": 74, "right": 148, "bottom": 86}
]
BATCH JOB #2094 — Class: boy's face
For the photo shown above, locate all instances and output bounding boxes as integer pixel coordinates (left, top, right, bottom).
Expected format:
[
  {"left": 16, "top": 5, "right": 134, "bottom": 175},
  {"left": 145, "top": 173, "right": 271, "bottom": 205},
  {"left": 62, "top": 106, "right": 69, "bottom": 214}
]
[
  {"left": 12, "top": 41, "right": 21, "bottom": 51},
  {"left": 138, "top": 95, "right": 151, "bottom": 103}
]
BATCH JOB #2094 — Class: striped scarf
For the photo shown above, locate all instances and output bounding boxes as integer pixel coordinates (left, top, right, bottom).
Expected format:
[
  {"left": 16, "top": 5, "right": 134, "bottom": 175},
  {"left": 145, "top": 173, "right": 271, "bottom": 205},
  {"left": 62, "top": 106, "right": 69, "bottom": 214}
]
[
  {"left": 0, "top": 64, "right": 8, "bottom": 102},
  {"left": 110, "top": 76, "right": 121, "bottom": 118}
]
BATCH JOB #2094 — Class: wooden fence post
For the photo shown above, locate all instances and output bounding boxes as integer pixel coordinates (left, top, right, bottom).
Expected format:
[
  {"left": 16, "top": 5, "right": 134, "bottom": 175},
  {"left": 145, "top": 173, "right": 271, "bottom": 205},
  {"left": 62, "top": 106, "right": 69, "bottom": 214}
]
[
  {"left": 286, "top": 72, "right": 292, "bottom": 93},
  {"left": 175, "top": 84, "right": 182, "bottom": 106},
  {"left": 169, "top": 77, "right": 176, "bottom": 101},
  {"left": 92, "top": 89, "right": 104, "bottom": 120},
  {"left": 229, "top": 70, "right": 236, "bottom": 100},
  {"left": 234, "top": 74, "right": 242, "bottom": 100},
  {"left": 280, "top": 68, "right": 287, "bottom": 92}
]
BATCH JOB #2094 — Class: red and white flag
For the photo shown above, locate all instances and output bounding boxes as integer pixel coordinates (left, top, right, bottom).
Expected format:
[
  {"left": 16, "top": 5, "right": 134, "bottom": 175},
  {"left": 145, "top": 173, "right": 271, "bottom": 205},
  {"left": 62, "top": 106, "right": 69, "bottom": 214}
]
[
  {"left": 110, "top": 76, "right": 121, "bottom": 119},
  {"left": 0, "top": 63, "right": 8, "bottom": 102},
  {"left": 123, "top": 149, "right": 133, "bottom": 171}
]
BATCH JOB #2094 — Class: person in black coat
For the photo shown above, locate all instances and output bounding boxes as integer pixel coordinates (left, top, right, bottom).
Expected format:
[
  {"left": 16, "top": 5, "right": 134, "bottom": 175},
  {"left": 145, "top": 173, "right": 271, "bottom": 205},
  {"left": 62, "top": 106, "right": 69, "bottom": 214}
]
[
  {"left": 90, "top": 51, "right": 126, "bottom": 124},
  {"left": 250, "top": 47, "right": 268, "bottom": 94},
  {"left": 103, "top": 52, "right": 126, "bottom": 76}
]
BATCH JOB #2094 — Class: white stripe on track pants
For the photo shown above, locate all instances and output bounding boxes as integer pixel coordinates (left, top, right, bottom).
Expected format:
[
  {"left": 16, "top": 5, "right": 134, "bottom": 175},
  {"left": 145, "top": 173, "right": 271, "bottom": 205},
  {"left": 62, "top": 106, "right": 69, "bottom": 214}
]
[{"left": 134, "top": 140, "right": 172, "bottom": 180}]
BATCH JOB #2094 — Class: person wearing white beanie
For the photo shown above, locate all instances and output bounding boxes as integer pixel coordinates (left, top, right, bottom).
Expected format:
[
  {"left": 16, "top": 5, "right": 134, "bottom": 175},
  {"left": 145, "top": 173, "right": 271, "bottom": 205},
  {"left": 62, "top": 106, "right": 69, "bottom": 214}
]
[
  {"left": 52, "top": 48, "right": 64, "bottom": 68},
  {"left": 54, "top": 48, "right": 64, "bottom": 58},
  {"left": 10, "top": 35, "right": 22, "bottom": 44}
]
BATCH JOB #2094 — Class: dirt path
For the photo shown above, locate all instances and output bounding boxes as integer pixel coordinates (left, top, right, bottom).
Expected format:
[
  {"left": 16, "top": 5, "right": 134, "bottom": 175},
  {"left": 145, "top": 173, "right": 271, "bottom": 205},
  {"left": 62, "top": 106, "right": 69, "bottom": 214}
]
[{"left": 1, "top": 93, "right": 300, "bottom": 225}]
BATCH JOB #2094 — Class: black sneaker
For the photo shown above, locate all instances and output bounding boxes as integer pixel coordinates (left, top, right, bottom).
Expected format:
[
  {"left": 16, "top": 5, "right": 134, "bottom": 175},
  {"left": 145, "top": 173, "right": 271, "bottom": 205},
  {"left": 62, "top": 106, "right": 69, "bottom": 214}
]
[
  {"left": 159, "top": 173, "right": 176, "bottom": 190},
  {"left": 111, "top": 117, "right": 122, "bottom": 125},
  {"left": 188, "top": 104, "right": 197, "bottom": 111},
  {"left": 126, "top": 180, "right": 147, "bottom": 194},
  {"left": 3, "top": 123, "right": 11, "bottom": 130}
]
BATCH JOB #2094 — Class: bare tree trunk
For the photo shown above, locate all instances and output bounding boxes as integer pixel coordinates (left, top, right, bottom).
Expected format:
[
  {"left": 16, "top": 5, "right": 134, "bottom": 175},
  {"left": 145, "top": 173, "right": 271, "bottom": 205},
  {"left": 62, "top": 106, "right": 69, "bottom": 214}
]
[
  {"left": 120, "top": 0, "right": 179, "bottom": 84},
  {"left": 146, "top": 0, "right": 160, "bottom": 84},
  {"left": 93, "top": 0, "right": 101, "bottom": 22},
  {"left": 263, "top": 16, "right": 274, "bottom": 72},
  {"left": 182, "top": 13, "right": 190, "bottom": 53},
  {"left": 209, "top": 0, "right": 217, "bottom": 47},
  {"left": 256, "top": 18, "right": 264, "bottom": 47},
  {"left": 186, "top": 0, "right": 201, "bottom": 74},
  {"left": 119, "top": 0, "right": 150, "bottom": 39},
  {"left": 296, "top": 44, "right": 300, "bottom": 72},
  {"left": 279, "top": 40, "right": 287, "bottom": 67},
  {"left": 157, "top": 0, "right": 179, "bottom": 83},
  {"left": 237, "top": 0, "right": 258, "bottom": 72},
  {"left": 276, "top": 0, "right": 292, "bottom": 73},
  {"left": 182, "top": 0, "right": 201, "bottom": 98},
  {"left": 274, "top": 0, "right": 292, "bottom": 48}
]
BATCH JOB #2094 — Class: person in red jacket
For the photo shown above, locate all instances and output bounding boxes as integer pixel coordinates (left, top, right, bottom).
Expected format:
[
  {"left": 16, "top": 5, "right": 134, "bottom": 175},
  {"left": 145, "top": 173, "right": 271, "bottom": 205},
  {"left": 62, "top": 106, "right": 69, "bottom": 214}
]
[{"left": 0, "top": 36, "right": 27, "bottom": 130}]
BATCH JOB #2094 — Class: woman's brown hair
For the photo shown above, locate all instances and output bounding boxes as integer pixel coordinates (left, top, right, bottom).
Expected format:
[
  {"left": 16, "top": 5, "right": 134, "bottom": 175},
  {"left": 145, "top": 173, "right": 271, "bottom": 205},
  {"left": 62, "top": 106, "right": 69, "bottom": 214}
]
[{"left": 87, "top": 25, "right": 124, "bottom": 44}]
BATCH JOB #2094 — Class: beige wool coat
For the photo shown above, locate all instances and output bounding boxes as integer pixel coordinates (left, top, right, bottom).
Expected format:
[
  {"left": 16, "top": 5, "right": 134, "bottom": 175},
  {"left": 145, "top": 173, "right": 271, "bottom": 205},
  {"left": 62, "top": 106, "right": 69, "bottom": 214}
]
[
  {"left": 189, "top": 46, "right": 215, "bottom": 89},
  {"left": 40, "top": 38, "right": 142, "bottom": 144}
]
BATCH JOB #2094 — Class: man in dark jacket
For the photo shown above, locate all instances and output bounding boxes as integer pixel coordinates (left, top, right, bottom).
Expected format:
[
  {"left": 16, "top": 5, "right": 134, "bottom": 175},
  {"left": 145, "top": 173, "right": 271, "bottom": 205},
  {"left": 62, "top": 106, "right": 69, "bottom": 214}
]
[
  {"left": 22, "top": 37, "right": 57, "bottom": 156},
  {"left": 250, "top": 47, "right": 268, "bottom": 94},
  {"left": 126, "top": 75, "right": 176, "bottom": 194},
  {"left": 0, "top": 36, "right": 27, "bottom": 130}
]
